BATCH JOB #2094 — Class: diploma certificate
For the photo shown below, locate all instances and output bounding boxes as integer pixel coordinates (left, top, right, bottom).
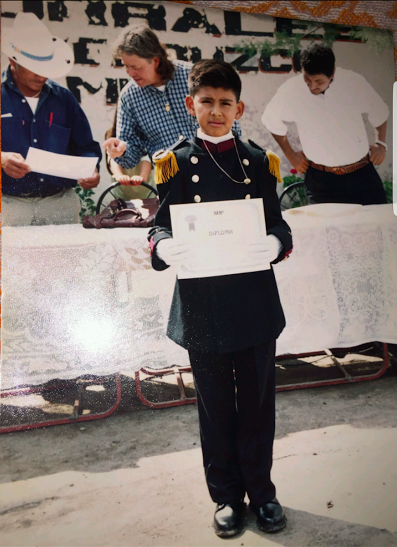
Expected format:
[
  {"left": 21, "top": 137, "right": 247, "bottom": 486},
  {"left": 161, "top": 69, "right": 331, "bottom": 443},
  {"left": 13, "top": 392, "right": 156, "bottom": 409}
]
[{"left": 170, "top": 198, "right": 270, "bottom": 279}]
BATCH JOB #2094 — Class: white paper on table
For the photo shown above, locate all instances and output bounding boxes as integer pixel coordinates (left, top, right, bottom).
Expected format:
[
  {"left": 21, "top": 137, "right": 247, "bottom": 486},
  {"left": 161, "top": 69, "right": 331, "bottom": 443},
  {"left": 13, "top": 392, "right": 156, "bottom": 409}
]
[
  {"left": 26, "top": 147, "right": 98, "bottom": 180},
  {"left": 170, "top": 198, "right": 270, "bottom": 279},
  {"left": 285, "top": 203, "right": 362, "bottom": 218}
]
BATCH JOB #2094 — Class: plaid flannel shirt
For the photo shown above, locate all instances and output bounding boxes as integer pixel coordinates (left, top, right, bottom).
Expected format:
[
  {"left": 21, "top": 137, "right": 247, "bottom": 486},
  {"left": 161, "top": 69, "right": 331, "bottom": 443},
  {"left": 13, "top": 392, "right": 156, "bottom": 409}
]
[{"left": 115, "top": 60, "right": 241, "bottom": 169}]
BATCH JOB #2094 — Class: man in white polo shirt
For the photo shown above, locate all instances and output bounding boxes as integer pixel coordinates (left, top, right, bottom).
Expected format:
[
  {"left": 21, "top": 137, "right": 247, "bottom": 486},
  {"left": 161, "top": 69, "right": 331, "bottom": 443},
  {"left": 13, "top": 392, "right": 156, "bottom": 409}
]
[{"left": 262, "top": 42, "right": 389, "bottom": 205}]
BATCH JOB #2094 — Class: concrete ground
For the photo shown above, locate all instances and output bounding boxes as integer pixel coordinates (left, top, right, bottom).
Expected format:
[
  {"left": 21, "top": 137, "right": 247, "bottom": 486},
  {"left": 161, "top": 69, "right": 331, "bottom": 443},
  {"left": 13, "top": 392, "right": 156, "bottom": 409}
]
[{"left": 1, "top": 352, "right": 397, "bottom": 547}]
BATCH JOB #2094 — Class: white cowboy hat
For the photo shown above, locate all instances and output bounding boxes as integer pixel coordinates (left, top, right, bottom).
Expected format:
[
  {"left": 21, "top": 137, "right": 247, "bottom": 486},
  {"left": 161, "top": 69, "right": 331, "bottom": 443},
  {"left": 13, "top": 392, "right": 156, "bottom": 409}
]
[{"left": 2, "top": 12, "right": 74, "bottom": 78}]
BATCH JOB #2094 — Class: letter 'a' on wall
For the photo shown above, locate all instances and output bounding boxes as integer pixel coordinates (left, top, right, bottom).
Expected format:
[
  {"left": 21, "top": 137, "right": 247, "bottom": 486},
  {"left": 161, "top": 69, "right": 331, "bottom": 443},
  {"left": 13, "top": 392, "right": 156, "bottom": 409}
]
[{"left": 1, "top": 0, "right": 394, "bottom": 196}]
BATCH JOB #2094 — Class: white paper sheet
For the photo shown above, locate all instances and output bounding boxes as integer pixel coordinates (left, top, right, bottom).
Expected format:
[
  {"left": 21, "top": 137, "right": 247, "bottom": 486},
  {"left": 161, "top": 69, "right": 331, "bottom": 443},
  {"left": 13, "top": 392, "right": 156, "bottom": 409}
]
[
  {"left": 26, "top": 147, "right": 98, "bottom": 180},
  {"left": 285, "top": 203, "right": 362, "bottom": 218},
  {"left": 170, "top": 198, "right": 270, "bottom": 279}
]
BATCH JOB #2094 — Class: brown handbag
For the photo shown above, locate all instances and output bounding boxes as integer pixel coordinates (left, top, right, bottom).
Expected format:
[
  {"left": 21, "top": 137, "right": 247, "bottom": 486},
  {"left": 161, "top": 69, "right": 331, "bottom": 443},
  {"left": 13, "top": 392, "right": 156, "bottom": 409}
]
[{"left": 83, "top": 198, "right": 159, "bottom": 229}]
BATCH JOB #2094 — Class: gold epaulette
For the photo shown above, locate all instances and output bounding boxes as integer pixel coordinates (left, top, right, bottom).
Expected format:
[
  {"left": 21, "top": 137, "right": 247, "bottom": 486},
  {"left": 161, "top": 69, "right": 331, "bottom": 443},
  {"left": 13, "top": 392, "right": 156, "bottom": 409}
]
[
  {"left": 152, "top": 149, "right": 180, "bottom": 185},
  {"left": 266, "top": 150, "right": 282, "bottom": 183}
]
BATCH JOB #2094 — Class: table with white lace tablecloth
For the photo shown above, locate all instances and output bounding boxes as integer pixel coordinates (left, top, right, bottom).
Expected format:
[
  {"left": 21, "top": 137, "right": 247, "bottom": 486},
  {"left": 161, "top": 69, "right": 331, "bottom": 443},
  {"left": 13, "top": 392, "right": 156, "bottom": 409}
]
[
  {"left": 2, "top": 204, "right": 396, "bottom": 390},
  {"left": 275, "top": 204, "right": 397, "bottom": 356}
]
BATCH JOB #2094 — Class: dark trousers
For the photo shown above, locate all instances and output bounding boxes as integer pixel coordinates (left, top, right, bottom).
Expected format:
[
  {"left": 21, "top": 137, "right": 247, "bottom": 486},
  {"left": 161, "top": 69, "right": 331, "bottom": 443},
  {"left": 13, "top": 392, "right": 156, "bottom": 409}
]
[
  {"left": 188, "top": 340, "right": 276, "bottom": 506},
  {"left": 305, "top": 162, "right": 388, "bottom": 205}
]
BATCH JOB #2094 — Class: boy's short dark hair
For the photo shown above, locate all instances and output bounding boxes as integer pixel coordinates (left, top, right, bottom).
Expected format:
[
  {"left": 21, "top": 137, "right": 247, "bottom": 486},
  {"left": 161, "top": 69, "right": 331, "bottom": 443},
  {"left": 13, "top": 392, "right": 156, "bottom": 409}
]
[
  {"left": 188, "top": 59, "right": 242, "bottom": 101},
  {"left": 300, "top": 43, "right": 335, "bottom": 78}
]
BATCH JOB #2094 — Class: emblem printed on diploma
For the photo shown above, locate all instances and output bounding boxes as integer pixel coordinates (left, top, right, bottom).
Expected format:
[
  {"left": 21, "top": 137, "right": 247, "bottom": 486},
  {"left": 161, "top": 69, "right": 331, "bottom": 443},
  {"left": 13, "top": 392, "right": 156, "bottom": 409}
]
[{"left": 170, "top": 198, "right": 270, "bottom": 279}]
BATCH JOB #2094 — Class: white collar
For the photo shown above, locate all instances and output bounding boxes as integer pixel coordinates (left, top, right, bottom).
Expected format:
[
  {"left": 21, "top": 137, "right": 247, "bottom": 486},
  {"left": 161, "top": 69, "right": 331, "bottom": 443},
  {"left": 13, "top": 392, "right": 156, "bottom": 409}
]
[{"left": 197, "top": 128, "right": 234, "bottom": 144}]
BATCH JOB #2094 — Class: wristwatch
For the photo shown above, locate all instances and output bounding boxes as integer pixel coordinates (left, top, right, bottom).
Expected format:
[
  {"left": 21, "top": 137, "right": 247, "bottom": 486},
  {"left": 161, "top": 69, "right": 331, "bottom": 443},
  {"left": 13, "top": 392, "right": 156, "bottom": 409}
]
[{"left": 375, "top": 140, "right": 388, "bottom": 152}]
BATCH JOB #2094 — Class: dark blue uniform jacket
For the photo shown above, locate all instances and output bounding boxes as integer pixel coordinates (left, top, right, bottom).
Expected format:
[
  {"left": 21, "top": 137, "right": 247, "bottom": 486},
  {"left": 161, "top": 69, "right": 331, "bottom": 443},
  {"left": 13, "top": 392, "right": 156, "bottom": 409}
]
[{"left": 149, "top": 136, "right": 293, "bottom": 354}]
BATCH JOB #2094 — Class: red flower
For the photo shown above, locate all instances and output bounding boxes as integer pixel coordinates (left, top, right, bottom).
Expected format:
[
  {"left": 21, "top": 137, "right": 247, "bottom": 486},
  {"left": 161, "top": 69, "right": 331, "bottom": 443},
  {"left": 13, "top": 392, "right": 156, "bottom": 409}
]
[{"left": 290, "top": 168, "right": 298, "bottom": 174}]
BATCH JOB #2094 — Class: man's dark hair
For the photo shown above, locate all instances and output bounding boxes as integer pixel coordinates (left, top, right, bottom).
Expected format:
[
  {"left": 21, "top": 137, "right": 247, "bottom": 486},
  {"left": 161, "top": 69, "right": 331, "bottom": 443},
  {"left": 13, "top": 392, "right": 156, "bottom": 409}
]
[
  {"left": 300, "top": 43, "right": 335, "bottom": 78},
  {"left": 112, "top": 25, "right": 175, "bottom": 81},
  {"left": 188, "top": 59, "right": 242, "bottom": 101}
]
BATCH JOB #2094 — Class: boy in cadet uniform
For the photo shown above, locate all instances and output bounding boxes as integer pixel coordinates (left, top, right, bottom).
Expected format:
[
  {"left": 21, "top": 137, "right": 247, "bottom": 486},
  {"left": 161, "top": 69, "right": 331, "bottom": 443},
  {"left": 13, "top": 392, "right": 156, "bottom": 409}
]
[{"left": 148, "top": 59, "right": 292, "bottom": 538}]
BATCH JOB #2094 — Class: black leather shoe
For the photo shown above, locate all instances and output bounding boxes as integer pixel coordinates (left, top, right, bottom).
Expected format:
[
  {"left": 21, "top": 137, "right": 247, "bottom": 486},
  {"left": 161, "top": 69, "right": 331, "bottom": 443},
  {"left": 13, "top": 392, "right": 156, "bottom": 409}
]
[
  {"left": 250, "top": 498, "right": 286, "bottom": 533},
  {"left": 213, "top": 501, "right": 245, "bottom": 538}
]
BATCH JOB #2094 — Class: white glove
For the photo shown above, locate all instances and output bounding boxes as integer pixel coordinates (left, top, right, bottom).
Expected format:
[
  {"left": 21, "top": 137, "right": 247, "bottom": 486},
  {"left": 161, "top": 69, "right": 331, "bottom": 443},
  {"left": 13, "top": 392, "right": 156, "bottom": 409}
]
[
  {"left": 248, "top": 235, "right": 283, "bottom": 264},
  {"left": 156, "top": 238, "right": 192, "bottom": 266}
]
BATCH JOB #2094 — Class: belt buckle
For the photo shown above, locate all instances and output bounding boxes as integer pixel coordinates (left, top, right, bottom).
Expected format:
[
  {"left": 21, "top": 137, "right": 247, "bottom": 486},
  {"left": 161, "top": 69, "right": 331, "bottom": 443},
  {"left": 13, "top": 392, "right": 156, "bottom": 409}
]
[{"left": 332, "top": 166, "right": 346, "bottom": 175}]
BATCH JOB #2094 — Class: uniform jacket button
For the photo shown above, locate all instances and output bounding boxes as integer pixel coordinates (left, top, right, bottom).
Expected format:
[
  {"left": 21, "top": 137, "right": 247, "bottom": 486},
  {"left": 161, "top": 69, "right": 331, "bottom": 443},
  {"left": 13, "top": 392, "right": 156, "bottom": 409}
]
[
  {"left": 192, "top": 174, "right": 199, "bottom": 183},
  {"left": 194, "top": 195, "right": 201, "bottom": 203},
  {"left": 245, "top": 194, "right": 251, "bottom": 199},
  {"left": 190, "top": 156, "right": 199, "bottom": 164},
  {"left": 243, "top": 159, "right": 249, "bottom": 166}
]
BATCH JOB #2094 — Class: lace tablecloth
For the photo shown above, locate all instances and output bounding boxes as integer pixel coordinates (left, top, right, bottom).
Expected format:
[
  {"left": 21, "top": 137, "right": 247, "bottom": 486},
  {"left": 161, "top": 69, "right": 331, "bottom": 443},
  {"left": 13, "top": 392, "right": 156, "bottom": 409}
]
[{"left": 2, "top": 204, "right": 396, "bottom": 389}]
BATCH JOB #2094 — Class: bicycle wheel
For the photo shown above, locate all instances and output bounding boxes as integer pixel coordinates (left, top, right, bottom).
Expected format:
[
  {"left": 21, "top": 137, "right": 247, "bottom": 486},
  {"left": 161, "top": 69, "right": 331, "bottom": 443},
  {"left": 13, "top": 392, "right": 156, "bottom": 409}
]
[
  {"left": 279, "top": 181, "right": 308, "bottom": 211},
  {"left": 96, "top": 182, "right": 158, "bottom": 214}
]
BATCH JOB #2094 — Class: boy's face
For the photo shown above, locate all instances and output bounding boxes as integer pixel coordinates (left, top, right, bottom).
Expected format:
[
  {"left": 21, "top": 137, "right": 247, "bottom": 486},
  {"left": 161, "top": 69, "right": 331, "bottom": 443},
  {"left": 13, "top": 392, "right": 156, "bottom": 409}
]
[{"left": 186, "top": 87, "right": 244, "bottom": 138}]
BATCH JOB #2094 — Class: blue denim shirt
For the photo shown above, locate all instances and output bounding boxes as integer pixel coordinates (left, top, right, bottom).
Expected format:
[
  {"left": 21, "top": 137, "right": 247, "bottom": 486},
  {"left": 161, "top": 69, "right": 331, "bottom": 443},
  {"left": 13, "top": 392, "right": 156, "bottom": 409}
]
[{"left": 1, "top": 67, "right": 102, "bottom": 197}]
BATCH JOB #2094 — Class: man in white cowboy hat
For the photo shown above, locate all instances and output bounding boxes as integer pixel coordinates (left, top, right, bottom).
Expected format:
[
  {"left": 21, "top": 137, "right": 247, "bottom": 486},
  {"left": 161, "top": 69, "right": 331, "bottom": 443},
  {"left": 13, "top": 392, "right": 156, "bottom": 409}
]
[{"left": 1, "top": 12, "right": 102, "bottom": 226}]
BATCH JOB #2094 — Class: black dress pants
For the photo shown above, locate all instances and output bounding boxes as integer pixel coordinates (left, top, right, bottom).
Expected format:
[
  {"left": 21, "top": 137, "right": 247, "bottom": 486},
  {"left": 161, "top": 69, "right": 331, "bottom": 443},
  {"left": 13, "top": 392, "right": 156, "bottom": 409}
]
[
  {"left": 305, "top": 163, "right": 388, "bottom": 205},
  {"left": 188, "top": 340, "right": 276, "bottom": 506}
]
